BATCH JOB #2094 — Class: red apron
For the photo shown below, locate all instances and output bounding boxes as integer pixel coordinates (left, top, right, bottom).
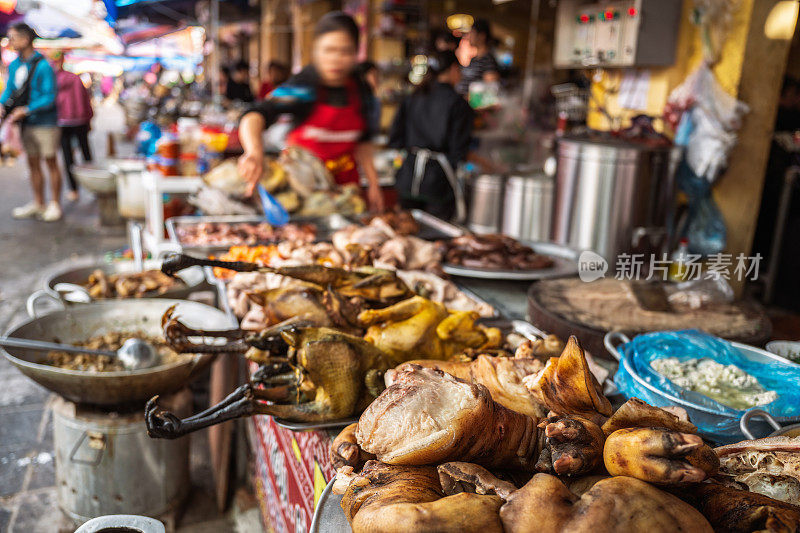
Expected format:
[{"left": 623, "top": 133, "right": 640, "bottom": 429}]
[{"left": 285, "top": 80, "right": 364, "bottom": 185}]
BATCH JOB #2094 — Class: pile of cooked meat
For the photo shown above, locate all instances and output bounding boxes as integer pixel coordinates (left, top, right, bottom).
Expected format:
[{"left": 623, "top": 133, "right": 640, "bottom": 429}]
[
  {"left": 85, "top": 269, "right": 179, "bottom": 299},
  {"left": 329, "top": 336, "right": 800, "bottom": 533},
  {"left": 47, "top": 331, "right": 182, "bottom": 372},
  {"left": 443, "top": 234, "right": 554, "bottom": 271},
  {"left": 362, "top": 209, "right": 420, "bottom": 236},
  {"left": 175, "top": 221, "right": 316, "bottom": 247}
]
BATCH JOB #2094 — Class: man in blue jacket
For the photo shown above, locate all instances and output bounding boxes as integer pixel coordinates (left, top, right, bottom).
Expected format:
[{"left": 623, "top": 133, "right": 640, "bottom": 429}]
[{"left": 1, "top": 23, "right": 63, "bottom": 221}]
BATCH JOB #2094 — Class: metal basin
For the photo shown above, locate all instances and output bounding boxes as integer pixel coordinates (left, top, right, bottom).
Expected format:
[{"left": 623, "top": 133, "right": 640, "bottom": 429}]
[
  {"left": 72, "top": 163, "right": 116, "bottom": 194},
  {"left": 27, "top": 260, "right": 207, "bottom": 316},
  {"left": 3, "top": 299, "right": 235, "bottom": 406}
]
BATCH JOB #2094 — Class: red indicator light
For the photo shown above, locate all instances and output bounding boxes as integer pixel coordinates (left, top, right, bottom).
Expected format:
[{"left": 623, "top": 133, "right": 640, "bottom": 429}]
[{"left": 628, "top": 7, "right": 637, "bottom": 16}]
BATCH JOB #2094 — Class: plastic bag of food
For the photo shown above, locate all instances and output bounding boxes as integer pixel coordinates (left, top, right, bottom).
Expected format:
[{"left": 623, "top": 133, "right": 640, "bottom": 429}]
[{"left": 613, "top": 330, "right": 800, "bottom": 442}]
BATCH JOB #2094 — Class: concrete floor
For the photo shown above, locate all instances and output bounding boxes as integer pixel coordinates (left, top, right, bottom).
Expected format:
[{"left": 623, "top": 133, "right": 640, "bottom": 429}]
[{"left": 0, "top": 149, "right": 253, "bottom": 532}]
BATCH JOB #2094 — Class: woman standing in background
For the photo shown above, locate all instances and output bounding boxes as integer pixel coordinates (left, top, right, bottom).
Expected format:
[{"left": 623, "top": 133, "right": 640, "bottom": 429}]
[{"left": 52, "top": 51, "right": 93, "bottom": 202}]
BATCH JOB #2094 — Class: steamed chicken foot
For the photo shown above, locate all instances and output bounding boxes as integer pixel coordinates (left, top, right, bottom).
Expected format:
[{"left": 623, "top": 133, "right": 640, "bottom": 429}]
[
  {"left": 335, "top": 460, "right": 504, "bottom": 533},
  {"left": 161, "top": 305, "right": 251, "bottom": 353},
  {"left": 331, "top": 422, "right": 375, "bottom": 471},
  {"left": 603, "top": 427, "right": 718, "bottom": 484}
]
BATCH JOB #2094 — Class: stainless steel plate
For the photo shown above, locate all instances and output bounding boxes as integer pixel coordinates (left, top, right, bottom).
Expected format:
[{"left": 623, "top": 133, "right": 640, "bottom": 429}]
[
  {"left": 310, "top": 478, "right": 349, "bottom": 533},
  {"left": 273, "top": 417, "right": 358, "bottom": 432},
  {"left": 443, "top": 241, "right": 579, "bottom": 280}
]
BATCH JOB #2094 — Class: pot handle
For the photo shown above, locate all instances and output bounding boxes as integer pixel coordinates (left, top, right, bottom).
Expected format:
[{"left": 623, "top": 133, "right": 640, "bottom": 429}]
[
  {"left": 26, "top": 290, "right": 66, "bottom": 318},
  {"left": 604, "top": 331, "right": 630, "bottom": 362},
  {"left": 740, "top": 408, "right": 782, "bottom": 440},
  {"left": 69, "top": 430, "right": 105, "bottom": 467}
]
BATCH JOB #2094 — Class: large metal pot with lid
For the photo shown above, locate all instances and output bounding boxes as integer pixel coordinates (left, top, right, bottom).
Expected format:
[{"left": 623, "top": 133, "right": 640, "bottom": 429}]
[
  {"left": 2, "top": 299, "right": 235, "bottom": 406},
  {"left": 552, "top": 135, "right": 680, "bottom": 263}
]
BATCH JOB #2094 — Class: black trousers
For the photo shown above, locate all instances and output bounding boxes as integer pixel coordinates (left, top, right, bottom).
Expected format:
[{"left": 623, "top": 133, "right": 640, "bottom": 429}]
[{"left": 61, "top": 124, "right": 92, "bottom": 192}]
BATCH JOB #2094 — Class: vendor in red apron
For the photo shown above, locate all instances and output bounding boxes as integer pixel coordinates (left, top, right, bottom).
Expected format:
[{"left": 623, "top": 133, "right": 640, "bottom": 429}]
[{"left": 238, "top": 12, "right": 384, "bottom": 212}]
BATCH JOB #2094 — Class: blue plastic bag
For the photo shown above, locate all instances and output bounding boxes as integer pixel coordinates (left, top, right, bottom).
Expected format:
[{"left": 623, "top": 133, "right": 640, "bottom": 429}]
[
  {"left": 676, "top": 158, "right": 726, "bottom": 256},
  {"left": 613, "top": 330, "right": 800, "bottom": 442}
]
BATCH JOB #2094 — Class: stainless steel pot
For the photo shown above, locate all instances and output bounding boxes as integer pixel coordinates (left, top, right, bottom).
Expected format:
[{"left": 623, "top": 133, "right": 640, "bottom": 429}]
[
  {"left": 502, "top": 173, "right": 553, "bottom": 241},
  {"left": 27, "top": 259, "right": 207, "bottom": 318},
  {"left": 467, "top": 174, "right": 505, "bottom": 234},
  {"left": 2, "top": 299, "right": 235, "bottom": 405},
  {"left": 552, "top": 136, "right": 679, "bottom": 263}
]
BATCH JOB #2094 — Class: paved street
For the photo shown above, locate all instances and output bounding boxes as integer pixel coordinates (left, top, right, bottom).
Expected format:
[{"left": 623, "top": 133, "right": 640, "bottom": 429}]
[{"left": 0, "top": 147, "right": 244, "bottom": 532}]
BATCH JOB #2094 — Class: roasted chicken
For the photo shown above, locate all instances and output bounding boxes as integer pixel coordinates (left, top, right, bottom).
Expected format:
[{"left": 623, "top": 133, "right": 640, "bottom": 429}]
[
  {"left": 359, "top": 296, "right": 502, "bottom": 364},
  {"left": 145, "top": 323, "right": 392, "bottom": 438}
]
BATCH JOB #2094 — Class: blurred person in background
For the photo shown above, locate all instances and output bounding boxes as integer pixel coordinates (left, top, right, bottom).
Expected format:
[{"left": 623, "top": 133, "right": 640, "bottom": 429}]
[
  {"left": 52, "top": 50, "right": 93, "bottom": 202},
  {"left": 389, "top": 50, "right": 472, "bottom": 220},
  {"left": 456, "top": 18, "right": 499, "bottom": 96},
  {"left": 258, "top": 60, "right": 290, "bottom": 99},
  {"left": 433, "top": 29, "right": 459, "bottom": 52},
  {"left": 1, "top": 23, "right": 63, "bottom": 221},
  {"left": 355, "top": 60, "right": 381, "bottom": 134},
  {"left": 226, "top": 61, "right": 254, "bottom": 103},
  {"left": 238, "top": 11, "right": 383, "bottom": 212}
]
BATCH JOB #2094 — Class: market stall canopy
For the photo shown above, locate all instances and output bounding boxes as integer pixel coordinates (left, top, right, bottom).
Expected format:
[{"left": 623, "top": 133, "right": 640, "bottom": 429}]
[{"left": 13, "top": 0, "right": 123, "bottom": 53}]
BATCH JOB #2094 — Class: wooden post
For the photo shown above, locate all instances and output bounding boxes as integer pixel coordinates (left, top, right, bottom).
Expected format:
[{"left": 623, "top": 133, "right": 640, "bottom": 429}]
[{"left": 713, "top": 0, "right": 795, "bottom": 295}]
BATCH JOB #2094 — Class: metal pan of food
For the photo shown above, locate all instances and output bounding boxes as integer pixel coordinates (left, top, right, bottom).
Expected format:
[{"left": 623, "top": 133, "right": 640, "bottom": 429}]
[
  {"left": 2, "top": 299, "right": 235, "bottom": 406},
  {"left": 166, "top": 213, "right": 352, "bottom": 256},
  {"left": 443, "top": 239, "right": 580, "bottom": 280},
  {"left": 310, "top": 478, "right": 347, "bottom": 533},
  {"left": 26, "top": 259, "right": 207, "bottom": 318}
]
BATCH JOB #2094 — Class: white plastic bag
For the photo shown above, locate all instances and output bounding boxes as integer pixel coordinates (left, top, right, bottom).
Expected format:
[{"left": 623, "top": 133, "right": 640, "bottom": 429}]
[{"left": 667, "top": 63, "right": 748, "bottom": 183}]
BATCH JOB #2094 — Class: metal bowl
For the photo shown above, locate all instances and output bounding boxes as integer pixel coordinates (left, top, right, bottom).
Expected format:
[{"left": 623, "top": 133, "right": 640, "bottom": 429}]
[
  {"left": 27, "top": 260, "right": 207, "bottom": 317},
  {"left": 3, "top": 299, "right": 235, "bottom": 406},
  {"left": 72, "top": 163, "right": 117, "bottom": 194}
]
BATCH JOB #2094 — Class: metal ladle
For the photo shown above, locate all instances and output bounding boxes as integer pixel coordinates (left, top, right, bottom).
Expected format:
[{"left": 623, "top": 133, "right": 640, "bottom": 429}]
[{"left": 0, "top": 337, "right": 160, "bottom": 370}]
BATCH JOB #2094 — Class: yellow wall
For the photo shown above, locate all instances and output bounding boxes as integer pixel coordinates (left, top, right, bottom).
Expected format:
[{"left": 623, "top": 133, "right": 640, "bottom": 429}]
[{"left": 587, "top": 0, "right": 754, "bottom": 132}]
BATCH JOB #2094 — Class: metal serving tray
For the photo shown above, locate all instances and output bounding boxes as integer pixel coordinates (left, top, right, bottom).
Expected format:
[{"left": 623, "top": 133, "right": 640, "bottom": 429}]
[
  {"left": 310, "top": 478, "right": 348, "bottom": 533},
  {"left": 166, "top": 213, "right": 352, "bottom": 256},
  {"left": 443, "top": 241, "right": 580, "bottom": 281},
  {"left": 273, "top": 417, "right": 358, "bottom": 432}
]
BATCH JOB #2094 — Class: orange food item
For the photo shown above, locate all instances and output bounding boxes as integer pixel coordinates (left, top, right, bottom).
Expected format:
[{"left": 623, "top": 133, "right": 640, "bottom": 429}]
[{"left": 212, "top": 245, "right": 279, "bottom": 279}]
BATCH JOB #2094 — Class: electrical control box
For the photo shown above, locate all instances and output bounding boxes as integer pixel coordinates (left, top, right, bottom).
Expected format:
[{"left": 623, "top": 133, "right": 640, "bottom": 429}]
[{"left": 553, "top": 0, "right": 682, "bottom": 68}]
